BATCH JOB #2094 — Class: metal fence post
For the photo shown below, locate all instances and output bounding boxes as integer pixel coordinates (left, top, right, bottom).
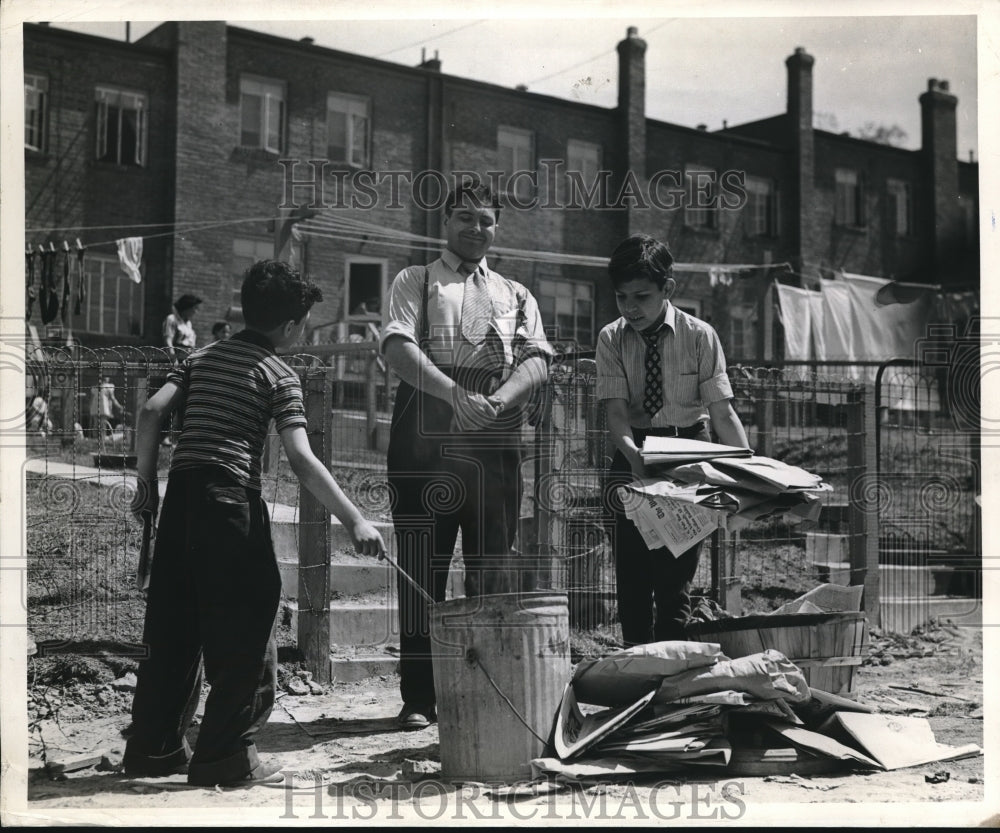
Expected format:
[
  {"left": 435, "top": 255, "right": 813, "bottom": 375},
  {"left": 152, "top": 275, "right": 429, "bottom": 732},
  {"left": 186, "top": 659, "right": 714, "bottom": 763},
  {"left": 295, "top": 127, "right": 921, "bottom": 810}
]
[
  {"left": 847, "top": 386, "right": 880, "bottom": 627},
  {"left": 298, "top": 365, "right": 334, "bottom": 682},
  {"left": 365, "top": 351, "right": 378, "bottom": 449}
]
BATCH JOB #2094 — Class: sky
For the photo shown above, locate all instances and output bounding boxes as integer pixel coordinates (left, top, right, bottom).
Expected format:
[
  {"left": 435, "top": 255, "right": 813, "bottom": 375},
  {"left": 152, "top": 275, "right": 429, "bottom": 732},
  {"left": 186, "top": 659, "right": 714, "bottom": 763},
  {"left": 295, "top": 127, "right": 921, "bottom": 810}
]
[{"left": 18, "top": 1, "right": 982, "bottom": 159}]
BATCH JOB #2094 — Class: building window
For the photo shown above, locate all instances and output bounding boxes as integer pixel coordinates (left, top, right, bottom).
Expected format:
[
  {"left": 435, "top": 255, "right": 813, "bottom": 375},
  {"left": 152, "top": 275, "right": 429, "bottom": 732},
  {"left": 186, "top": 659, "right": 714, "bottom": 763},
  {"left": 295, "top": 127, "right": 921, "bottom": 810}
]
[
  {"left": 745, "top": 176, "right": 778, "bottom": 237},
  {"left": 673, "top": 298, "right": 701, "bottom": 318},
  {"left": 95, "top": 87, "right": 147, "bottom": 166},
  {"left": 345, "top": 258, "right": 386, "bottom": 321},
  {"left": 25, "top": 73, "right": 47, "bottom": 152},
  {"left": 240, "top": 76, "right": 285, "bottom": 153},
  {"left": 886, "top": 178, "right": 912, "bottom": 237},
  {"left": 233, "top": 238, "right": 275, "bottom": 281},
  {"left": 327, "top": 93, "right": 370, "bottom": 168},
  {"left": 684, "top": 167, "right": 718, "bottom": 230},
  {"left": 567, "top": 139, "right": 602, "bottom": 181},
  {"left": 80, "top": 255, "right": 144, "bottom": 336},
  {"left": 497, "top": 126, "right": 535, "bottom": 202},
  {"left": 835, "top": 168, "right": 865, "bottom": 227},
  {"left": 537, "top": 278, "right": 593, "bottom": 348},
  {"left": 728, "top": 306, "right": 756, "bottom": 360}
]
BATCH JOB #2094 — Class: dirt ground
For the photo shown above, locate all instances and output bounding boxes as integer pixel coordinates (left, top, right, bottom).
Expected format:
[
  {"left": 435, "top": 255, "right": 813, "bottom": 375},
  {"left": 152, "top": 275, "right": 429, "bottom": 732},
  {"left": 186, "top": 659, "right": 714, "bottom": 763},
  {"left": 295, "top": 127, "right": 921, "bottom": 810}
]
[{"left": 5, "top": 618, "right": 992, "bottom": 827}]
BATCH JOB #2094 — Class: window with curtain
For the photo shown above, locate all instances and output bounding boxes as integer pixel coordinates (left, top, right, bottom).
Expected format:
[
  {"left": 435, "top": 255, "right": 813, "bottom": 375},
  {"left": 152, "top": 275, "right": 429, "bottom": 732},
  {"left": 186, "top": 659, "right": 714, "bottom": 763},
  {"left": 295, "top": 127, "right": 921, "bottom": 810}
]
[
  {"left": 25, "top": 73, "right": 48, "bottom": 152},
  {"left": 240, "top": 76, "right": 285, "bottom": 153},
  {"left": 745, "top": 175, "right": 778, "bottom": 237},
  {"left": 95, "top": 87, "right": 147, "bottom": 166},
  {"left": 684, "top": 166, "right": 718, "bottom": 229},
  {"left": 497, "top": 125, "right": 535, "bottom": 202},
  {"left": 886, "top": 178, "right": 912, "bottom": 237},
  {"left": 835, "top": 168, "right": 865, "bottom": 227},
  {"left": 327, "top": 92, "right": 371, "bottom": 167}
]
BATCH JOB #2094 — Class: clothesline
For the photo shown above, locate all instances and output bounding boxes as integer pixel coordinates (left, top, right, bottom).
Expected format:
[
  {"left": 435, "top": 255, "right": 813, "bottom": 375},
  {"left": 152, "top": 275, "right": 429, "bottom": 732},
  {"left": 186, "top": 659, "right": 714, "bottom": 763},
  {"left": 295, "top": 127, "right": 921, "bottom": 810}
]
[
  {"left": 299, "top": 212, "right": 786, "bottom": 273},
  {"left": 28, "top": 210, "right": 789, "bottom": 276}
]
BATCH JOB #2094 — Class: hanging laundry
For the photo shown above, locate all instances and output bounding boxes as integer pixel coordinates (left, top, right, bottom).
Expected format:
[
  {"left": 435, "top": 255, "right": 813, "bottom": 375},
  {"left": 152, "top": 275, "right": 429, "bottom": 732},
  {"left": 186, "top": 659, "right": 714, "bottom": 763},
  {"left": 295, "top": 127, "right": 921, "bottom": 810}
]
[
  {"left": 25, "top": 248, "right": 37, "bottom": 322},
  {"left": 60, "top": 243, "right": 72, "bottom": 326},
  {"left": 116, "top": 236, "right": 143, "bottom": 283},
  {"left": 74, "top": 240, "right": 87, "bottom": 316},
  {"left": 774, "top": 283, "right": 814, "bottom": 360},
  {"left": 39, "top": 244, "right": 59, "bottom": 325}
]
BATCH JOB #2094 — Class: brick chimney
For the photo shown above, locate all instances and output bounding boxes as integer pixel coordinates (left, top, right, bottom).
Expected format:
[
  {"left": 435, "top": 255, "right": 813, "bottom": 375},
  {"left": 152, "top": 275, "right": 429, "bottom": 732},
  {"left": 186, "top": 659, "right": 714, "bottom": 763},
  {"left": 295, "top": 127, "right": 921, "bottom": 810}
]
[
  {"left": 617, "top": 26, "right": 646, "bottom": 181},
  {"left": 785, "top": 47, "right": 815, "bottom": 264},
  {"left": 920, "top": 78, "right": 961, "bottom": 277}
]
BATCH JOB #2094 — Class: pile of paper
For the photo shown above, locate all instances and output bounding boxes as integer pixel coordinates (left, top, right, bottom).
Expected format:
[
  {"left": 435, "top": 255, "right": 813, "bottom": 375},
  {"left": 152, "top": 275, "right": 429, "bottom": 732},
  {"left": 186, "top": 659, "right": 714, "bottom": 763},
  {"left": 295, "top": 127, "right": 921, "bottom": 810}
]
[
  {"left": 620, "top": 438, "right": 833, "bottom": 556},
  {"left": 531, "top": 639, "right": 982, "bottom": 783}
]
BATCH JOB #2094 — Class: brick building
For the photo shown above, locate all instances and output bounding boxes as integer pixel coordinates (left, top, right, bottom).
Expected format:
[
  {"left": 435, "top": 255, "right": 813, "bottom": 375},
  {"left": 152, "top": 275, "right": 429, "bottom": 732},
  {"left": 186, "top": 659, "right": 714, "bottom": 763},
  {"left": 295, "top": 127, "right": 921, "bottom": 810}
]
[{"left": 24, "top": 22, "right": 978, "bottom": 357}]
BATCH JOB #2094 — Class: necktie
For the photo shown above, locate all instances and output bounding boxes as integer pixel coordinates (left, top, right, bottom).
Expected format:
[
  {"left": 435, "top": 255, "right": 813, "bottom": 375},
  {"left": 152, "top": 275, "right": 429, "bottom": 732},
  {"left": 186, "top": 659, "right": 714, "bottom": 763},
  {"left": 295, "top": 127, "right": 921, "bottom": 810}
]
[
  {"left": 460, "top": 262, "right": 492, "bottom": 345},
  {"left": 641, "top": 330, "right": 663, "bottom": 418}
]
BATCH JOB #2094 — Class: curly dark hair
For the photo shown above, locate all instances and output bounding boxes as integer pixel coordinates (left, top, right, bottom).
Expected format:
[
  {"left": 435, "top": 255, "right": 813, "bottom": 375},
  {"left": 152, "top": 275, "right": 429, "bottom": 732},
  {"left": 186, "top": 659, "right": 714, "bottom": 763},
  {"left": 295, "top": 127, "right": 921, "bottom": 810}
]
[
  {"left": 607, "top": 234, "right": 674, "bottom": 288},
  {"left": 241, "top": 260, "right": 323, "bottom": 331}
]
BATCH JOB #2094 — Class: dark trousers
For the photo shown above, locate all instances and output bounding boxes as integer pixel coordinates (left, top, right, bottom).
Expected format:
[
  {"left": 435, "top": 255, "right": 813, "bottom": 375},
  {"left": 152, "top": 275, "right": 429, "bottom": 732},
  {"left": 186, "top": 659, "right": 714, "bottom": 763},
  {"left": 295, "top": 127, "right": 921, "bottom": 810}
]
[
  {"left": 387, "top": 378, "right": 522, "bottom": 707},
  {"left": 605, "top": 423, "right": 710, "bottom": 648},
  {"left": 124, "top": 468, "right": 280, "bottom": 783}
]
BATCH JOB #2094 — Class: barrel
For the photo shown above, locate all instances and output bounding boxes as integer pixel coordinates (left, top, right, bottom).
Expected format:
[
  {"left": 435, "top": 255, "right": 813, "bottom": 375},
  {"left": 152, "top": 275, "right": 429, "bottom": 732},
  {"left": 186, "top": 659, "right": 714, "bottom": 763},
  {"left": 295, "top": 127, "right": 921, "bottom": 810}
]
[
  {"left": 430, "top": 592, "right": 570, "bottom": 782},
  {"left": 685, "top": 611, "right": 869, "bottom": 697}
]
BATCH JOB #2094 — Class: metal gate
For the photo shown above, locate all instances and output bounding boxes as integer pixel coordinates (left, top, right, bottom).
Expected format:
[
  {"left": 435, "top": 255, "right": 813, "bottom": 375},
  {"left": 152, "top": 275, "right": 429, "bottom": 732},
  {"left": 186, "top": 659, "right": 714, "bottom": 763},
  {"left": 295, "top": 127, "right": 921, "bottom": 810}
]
[{"left": 875, "top": 348, "right": 981, "bottom": 634}]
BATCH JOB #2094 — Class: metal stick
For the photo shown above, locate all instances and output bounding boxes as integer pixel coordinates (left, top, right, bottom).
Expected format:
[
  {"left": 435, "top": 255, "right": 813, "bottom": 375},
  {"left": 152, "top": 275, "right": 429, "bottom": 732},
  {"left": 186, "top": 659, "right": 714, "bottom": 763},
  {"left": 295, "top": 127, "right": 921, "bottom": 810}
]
[{"left": 380, "top": 551, "right": 435, "bottom": 606}]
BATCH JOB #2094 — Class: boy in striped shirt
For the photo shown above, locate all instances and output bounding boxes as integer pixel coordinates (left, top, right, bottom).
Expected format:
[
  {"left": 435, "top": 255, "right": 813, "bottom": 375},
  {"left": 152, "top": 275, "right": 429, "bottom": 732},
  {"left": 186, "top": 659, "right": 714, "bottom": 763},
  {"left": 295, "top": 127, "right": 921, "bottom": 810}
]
[
  {"left": 596, "top": 234, "right": 748, "bottom": 648},
  {"left": 124, "top": 260, "right": 384, "bottom": 788}
]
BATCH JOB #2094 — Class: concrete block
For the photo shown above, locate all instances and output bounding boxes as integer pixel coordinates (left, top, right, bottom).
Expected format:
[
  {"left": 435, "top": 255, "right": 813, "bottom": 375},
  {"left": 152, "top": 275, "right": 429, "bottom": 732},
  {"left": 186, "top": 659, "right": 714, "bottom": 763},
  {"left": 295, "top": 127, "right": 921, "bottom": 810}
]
[
  {"left": 804, "top": 532, "right": 849, "bottom": 566},
  {"left": 330, "top": 656, "right": 400, "bottom": 683},
  {"left": 329, "top": 603, "right": 399, "bottom": 646},
  {"left": 331, "top": 562, "right": 395, "bottom": 596}
]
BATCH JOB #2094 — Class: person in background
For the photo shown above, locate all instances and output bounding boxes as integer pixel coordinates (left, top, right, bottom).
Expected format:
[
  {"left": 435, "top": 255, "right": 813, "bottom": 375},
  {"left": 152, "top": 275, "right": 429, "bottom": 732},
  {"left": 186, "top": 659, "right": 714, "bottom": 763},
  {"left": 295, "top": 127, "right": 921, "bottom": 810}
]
[
  {"left": 211, "top": 321, "right": 232, "bottom": 343},
  {"left": 161, "top": 294, "right": 202, "bottom": 446},
  {"left": 163, "top": 294, "right": 202, "bottom": 365},
  {"left": 596, "top": 233, "right": 749, "bottom": 648},
  {"left": 380, "top": 180, "right": 553, "bottom": 730}
]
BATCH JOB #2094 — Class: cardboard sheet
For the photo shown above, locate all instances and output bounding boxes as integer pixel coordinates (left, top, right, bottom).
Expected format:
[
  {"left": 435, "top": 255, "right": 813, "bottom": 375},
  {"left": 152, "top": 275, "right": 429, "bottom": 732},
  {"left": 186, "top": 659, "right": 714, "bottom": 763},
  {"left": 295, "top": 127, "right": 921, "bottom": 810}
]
[
  {"left": 820, "top": 712, "right": 983, "bottom": 770},
  {"left": 552, "top": 684, "right": 657, "bottom": 760}
]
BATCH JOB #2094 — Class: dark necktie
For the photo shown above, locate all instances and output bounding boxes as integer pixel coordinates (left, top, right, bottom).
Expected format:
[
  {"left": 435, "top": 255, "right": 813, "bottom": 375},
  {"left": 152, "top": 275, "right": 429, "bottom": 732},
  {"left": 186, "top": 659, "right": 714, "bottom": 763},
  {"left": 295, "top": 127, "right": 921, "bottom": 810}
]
[
  {"left": 641, "top": 329, "right": 663, "bottom": 418},
  {"left": 460, "top": 262, "right": 491, "bottom": 345}
]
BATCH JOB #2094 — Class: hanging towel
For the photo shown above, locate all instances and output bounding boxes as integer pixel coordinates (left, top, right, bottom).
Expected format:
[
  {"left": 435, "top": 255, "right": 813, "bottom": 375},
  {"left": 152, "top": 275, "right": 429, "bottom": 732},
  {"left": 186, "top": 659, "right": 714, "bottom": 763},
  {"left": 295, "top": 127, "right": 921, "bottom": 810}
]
[
  {"left": 774, "top": 283, "right": 815, "bottom": 361},
  {"left": 116, "top": 237, "right": 143, "bottom": 283}
]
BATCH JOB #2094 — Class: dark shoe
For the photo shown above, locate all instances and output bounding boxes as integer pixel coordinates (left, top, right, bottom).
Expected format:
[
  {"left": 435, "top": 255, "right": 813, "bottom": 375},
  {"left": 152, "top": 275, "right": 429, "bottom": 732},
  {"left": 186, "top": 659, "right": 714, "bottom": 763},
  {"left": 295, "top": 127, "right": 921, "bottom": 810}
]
[
  {"left": 187, "top": 760, "right": 284, "bottom": 789},
  {"left": 397, "top": 704, "right": 436, "bottom": 730},
  {"left": 122, "top": 753, "right": 190, "bottom": 778}
]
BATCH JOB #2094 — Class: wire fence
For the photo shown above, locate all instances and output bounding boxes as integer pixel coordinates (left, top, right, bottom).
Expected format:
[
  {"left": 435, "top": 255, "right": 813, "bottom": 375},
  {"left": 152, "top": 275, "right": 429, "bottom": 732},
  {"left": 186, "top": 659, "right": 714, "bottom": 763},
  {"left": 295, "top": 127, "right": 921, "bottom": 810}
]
[{"left": 22, "top": 343, "right": 980, "bottom": 652}]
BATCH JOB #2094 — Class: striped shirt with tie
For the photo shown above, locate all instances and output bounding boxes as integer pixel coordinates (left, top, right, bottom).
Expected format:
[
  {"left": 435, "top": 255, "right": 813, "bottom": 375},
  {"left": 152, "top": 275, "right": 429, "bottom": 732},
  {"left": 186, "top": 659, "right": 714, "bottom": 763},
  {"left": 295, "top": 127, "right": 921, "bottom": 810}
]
[{"left": 595, "top": 301, "right": 734, "bottom": 429}]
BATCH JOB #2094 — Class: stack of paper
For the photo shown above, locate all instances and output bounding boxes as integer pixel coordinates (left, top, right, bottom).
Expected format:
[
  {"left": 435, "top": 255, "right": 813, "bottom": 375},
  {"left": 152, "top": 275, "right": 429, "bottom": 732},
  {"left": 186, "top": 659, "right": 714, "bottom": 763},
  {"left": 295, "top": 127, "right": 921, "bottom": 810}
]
[
  {"left": 620, "top": 439, "right": 833, "bottom": 555},
  {"left": 533, "top": 639, "right": 982, "bottom": 783},
  {"left": 640, "top": 437, "right": 753, "bottom": 466}
]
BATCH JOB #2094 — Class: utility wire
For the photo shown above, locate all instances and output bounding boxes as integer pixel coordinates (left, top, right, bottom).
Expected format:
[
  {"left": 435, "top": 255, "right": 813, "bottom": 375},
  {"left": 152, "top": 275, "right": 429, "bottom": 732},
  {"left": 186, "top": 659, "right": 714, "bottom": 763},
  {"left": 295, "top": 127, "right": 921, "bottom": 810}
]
[
  {"left": 524, "top": 18, "right": 675, "bottom": 86},
  {"left": 373, "top": 20, "right": 486, "bottom": 59}
]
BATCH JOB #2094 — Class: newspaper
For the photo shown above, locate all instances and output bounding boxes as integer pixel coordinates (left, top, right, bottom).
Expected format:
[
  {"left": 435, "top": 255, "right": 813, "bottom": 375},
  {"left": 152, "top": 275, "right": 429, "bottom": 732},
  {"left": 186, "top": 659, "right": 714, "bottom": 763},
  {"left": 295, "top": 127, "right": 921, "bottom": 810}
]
[{"left": 618, "top": 486, "right": 720, "bottom": 556}]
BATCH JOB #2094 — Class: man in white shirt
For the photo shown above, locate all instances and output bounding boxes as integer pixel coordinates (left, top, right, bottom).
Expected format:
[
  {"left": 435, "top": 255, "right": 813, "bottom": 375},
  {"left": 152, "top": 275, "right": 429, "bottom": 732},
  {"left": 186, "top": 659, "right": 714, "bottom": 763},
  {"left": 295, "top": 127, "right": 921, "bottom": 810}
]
[{"left": 380, "top": 181, "right": 553, "bottom": 729}]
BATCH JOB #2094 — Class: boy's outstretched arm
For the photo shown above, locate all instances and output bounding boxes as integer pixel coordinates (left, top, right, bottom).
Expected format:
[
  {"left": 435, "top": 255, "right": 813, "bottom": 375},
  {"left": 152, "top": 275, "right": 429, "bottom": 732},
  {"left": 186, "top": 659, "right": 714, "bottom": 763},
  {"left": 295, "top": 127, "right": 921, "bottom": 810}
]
[
  {"left": 131, "top": 381, "right": 184, "bottom": 521},
  {"left": 280, "top": 425, "right": 386, "bottom": 557}
]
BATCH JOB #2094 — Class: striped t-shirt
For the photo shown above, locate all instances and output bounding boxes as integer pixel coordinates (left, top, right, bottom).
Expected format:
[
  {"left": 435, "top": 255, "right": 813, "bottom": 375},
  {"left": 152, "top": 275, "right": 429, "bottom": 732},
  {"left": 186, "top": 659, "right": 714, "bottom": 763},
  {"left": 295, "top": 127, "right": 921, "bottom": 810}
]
[{"left": 166, "top": 330, "right": 307, "bottom": 489}]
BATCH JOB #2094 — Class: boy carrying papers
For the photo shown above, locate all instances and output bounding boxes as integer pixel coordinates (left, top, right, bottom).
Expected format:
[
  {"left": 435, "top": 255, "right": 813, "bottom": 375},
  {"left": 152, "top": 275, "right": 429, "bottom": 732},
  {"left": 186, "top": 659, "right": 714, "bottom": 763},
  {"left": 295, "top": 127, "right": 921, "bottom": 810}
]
[
  {"left": 596, "top": 234, "right": 749, "bottom": 647},
  {"left": 124, "top": 260, "right": 385, "bottom": 787}
]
